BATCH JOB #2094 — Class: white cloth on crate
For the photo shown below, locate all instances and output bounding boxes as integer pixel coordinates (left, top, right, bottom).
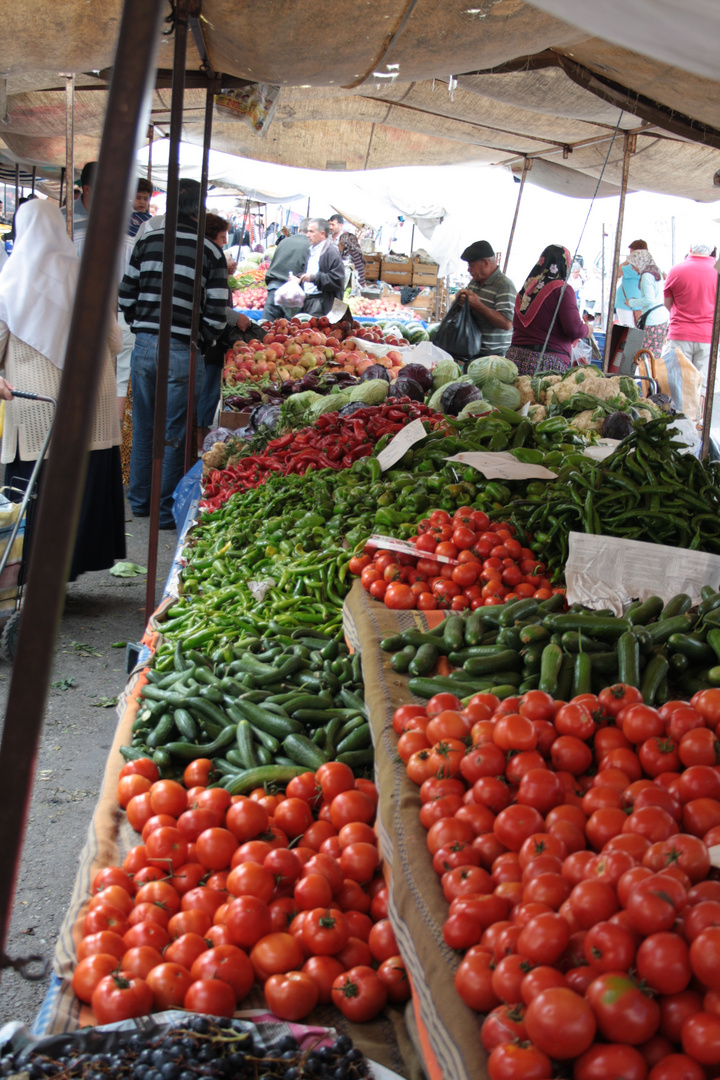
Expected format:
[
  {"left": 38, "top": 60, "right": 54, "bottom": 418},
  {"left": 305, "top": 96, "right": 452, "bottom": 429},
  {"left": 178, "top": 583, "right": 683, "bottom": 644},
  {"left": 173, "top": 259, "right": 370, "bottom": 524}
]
[
  {"left": 0, "top": 200, "right": 79, "bottom": 371},
  {"left": 0, "top": 324, "right": 121, "bottom": 464}
]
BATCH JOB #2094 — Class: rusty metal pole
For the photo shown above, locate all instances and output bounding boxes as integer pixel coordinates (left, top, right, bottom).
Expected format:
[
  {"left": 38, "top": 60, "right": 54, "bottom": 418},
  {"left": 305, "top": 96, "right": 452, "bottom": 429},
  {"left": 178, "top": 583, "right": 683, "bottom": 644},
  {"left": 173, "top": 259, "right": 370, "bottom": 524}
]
[
  {"left": 145, "top": 0, "right": 188, "bottom": 619},
  {"left": 503, "top": 157, "right": 531, "bottom": 274},
  {"left": 147, "top": 123, "right": 154, "bottom": 182},
  {"left": 58, "top": 167, "right": 65, "bottom": 209},
  {"left": 13, "top": 164, "right": 18, "bottom": 214},
  {"left": 603, "top": 133, "right": 635, "bottom": 372},
  {"left": 184, "top": 76, "right": 217, "bottom": 473},
  {"left": 64, "top": 74, "right": 75, "bottom": 240},
  {"left": 30, "top": 166, "right": 36, "bottom": 195},
  {"left": 0, "top": 0, "right": 164, "bottom": 964},
  {"left": 700, "top": 267, "right": 720, "bottom": 460}
]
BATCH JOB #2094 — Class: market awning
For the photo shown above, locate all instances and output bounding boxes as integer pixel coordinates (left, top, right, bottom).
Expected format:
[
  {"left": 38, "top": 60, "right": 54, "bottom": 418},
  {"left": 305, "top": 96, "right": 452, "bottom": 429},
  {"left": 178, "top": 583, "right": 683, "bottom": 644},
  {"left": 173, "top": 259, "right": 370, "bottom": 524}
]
[{"left": 0, "top": 0, "right": 718, "bottom": 201}]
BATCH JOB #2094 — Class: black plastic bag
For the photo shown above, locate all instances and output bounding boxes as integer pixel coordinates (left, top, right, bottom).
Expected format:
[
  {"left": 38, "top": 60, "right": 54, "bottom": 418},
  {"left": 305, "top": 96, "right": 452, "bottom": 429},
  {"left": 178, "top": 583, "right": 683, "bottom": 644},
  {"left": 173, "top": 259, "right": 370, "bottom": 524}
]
[
  {"left": 204, "top": 319, "right": 264, "bottom": 366},
  {"left": 433, "top": 296, "right": 483, "bottom": 361}
]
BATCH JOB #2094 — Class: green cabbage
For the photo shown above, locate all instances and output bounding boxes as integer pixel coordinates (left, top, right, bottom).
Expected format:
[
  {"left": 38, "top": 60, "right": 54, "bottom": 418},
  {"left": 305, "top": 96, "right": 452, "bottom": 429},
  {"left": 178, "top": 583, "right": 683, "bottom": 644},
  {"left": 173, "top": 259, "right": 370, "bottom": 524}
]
[
  {"left": 307, "top": 394, "right": 350, "bottom": 421},
  {"left": 432, "top": 358, "right": 460, "bottom": 390},
  {"left": 481, "top": 377, "right": 523, "bottom": 410},
  {"left": 458, "top": 399, "right": 494, "bottom": 419},
  {"left": 284, "top": 390, "right": 322, "bottom": 417},
  {"left": 349, "top": 379, "right": 389, "bottom": 404},
  {"left": 467, "top": 355, "right": 518, "bottom": 387}
]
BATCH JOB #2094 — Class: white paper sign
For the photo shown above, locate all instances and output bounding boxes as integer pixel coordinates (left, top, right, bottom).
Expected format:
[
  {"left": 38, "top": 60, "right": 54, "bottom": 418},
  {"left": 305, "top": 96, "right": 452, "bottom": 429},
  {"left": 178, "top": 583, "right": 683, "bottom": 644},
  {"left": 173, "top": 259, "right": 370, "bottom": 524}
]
[
  {"left": 365, "top": 534, "right": 459, "bottom": 564},
  {"left": 376, "top": 418, "right": 428, "bottom": 471},
  {"left": 582, "top": 439, "right": 620, "bottom": 461},
  {"left": 565, "top": 531, "right": 720, "bottom": 615},
  {"left": 447, "top": 451, "right": 558, "bottom": 481}
]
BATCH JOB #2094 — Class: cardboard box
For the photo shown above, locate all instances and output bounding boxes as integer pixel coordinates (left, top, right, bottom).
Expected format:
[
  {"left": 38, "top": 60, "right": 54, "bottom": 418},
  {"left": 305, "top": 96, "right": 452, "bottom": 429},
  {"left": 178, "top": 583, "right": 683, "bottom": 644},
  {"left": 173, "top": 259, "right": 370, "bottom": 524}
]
[{"left": 218, "top": 409, "right": 252, "bottom": 431}]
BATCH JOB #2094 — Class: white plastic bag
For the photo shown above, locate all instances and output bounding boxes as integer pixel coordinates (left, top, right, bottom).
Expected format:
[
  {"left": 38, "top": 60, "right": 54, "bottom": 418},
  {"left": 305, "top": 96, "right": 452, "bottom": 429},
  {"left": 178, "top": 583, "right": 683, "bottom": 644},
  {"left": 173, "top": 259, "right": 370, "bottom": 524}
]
[{"left": 275, "top": 274, "right": 305, "bottom": 314}]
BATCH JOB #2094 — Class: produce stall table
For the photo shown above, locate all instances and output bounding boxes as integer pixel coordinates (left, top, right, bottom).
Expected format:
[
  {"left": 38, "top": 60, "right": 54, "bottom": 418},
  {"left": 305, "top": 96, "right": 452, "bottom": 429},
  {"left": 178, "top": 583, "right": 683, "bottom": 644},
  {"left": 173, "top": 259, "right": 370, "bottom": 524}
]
[
  {"left": 344, "top": 581, "right": 485, "bottom": 1080},
  {"left": 29, "top": 506, "right": 422, "bottom": 1080},
  {"left": 234, "top": 311, "right": 429, "bottom": 329}
]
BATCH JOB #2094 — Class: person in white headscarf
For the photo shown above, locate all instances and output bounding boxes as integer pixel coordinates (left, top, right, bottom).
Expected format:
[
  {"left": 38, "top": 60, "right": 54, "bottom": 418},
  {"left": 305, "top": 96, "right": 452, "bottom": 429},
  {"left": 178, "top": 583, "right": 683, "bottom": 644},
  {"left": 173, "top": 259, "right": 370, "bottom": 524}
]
[
  {"left": 0, "top": 198, "right": 125, "bottom": 580},
  {"left": 625, "top": 245, "right": 669, "bottom": 359}
]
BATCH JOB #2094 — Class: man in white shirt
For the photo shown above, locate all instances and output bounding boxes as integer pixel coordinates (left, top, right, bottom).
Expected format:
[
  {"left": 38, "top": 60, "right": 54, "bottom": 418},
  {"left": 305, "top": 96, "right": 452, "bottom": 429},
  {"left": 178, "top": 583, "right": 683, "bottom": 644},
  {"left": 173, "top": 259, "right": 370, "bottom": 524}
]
[{"left": 299, "top": 219, "right": 346, "bottom": 317}]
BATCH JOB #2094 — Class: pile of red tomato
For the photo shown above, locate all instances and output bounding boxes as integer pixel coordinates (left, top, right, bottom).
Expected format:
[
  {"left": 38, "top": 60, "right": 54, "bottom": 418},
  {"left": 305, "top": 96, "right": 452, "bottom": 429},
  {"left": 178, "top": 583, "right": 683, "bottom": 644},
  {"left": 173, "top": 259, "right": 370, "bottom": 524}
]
[
  {"left": 394, "top": 683, "right": 720, "bottom": 1079},
  {"left": 350, "top": 508, "right": 559, "bottom": 612},
  {"left": 72, "top": 760, "right": 409, "bottom": 1026}
]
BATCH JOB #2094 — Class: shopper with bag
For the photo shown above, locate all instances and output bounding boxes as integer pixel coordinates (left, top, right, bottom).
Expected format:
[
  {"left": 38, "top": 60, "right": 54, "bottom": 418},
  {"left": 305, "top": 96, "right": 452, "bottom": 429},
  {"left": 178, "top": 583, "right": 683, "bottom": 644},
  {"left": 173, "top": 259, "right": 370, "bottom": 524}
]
[
  {"left": 453, "top": 240, "right": 515, "bottom": 358},
  {"left": 624, "top": 246, "right": 669, "bottom": 358},
  {"left": 261, "top": 220, "right": 310, "bottom": 321},
  {"left": 299, "top": 219, "right": 346, "bottom": 317},
  {"left": 506, "top": 244, "right": 592, "bottom": 376}
]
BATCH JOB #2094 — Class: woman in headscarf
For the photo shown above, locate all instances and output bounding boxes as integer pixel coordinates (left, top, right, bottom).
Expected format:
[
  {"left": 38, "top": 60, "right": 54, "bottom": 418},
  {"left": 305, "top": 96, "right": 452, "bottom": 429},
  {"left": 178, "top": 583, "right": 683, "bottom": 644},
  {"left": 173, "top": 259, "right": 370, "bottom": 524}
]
[
  {"left": 506, "top": 244, "right": 592, "bottom": 376},
  {"left": 0, "top": 198, "right": 125, "bottom": 579},
  {"left": 338, "top": 231, "right": 366, "bottom": 288},
  {"left": 624, "top": 245, "right": 669, "bottom": 358}
]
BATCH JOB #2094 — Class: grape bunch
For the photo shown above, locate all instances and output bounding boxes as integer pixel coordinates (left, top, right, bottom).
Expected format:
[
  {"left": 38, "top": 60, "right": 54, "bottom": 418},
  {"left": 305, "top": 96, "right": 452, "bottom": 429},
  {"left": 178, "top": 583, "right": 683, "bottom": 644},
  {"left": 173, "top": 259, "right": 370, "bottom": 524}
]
[{"left": 0, "top": 1017, "right": 370, "bottom": 1080}]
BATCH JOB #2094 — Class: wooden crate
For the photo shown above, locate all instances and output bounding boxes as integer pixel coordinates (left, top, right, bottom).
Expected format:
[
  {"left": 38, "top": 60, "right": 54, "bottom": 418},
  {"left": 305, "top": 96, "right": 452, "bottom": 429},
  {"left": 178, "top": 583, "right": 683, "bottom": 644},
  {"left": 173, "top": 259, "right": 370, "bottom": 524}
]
[
  {"left": 412, "top": 259, "right": 439, "bottom": 286},
  {"left": 218, "top": 410, "right": 252, "bottom": 431},
  {"left": 364, "top": 254, "right": 381, "bottom": 282},
  {"left": 381, "top": 258, "right": 413, "bottom": 285}
]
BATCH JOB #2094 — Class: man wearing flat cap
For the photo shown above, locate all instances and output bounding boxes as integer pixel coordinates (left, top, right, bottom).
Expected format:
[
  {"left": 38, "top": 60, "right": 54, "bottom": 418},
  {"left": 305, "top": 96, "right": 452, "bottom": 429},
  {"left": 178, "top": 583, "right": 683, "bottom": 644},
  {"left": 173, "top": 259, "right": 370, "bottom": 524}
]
[{"left": 456, "top": 240, "right": 516, "bottom": 357}]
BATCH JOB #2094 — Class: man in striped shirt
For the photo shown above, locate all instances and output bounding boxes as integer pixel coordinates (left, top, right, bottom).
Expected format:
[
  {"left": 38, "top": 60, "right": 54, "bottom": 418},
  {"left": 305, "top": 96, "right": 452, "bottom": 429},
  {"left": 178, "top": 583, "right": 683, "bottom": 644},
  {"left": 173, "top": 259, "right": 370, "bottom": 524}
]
[
  {"left": 456, "top": 240, "right": 516, "bottom": 357},
  {"left": 119, "top": 180, "right": 228, "bottom": 528}
]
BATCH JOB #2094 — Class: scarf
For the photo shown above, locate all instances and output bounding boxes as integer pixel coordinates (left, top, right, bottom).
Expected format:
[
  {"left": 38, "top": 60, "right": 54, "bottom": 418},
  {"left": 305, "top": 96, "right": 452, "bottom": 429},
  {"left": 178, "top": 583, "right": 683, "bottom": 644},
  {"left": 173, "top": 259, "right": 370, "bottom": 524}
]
[
  {"left": 515, "top": 244, "right": 571, "bottom": 327},
  {"left": 0, "top": 199, "right": 79, "bottom": 369},
  {"left": 628, "top": 248, "right": 662, "bottom": 281}
]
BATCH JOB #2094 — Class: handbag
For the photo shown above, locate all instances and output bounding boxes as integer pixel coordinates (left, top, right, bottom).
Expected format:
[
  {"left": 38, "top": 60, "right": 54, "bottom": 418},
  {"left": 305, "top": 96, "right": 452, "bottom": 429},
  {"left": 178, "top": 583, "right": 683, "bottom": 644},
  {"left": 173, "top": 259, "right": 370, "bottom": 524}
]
[
  {"left": 204, "top": 320, "right": 263, "bottom": 367},
  {"left": 636, "top": 304, "right": 664, "bottom": 330},
  {"left": 433, "top": 296, "right": 483, "bottom": 361}
]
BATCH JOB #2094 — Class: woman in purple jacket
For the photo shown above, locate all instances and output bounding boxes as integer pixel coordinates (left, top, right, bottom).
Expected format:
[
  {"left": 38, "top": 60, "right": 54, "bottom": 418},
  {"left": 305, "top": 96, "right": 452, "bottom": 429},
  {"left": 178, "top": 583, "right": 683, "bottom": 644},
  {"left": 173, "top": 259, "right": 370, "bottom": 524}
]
[{"left": 506, "top": 245, "right": 592, "bottom": 376}]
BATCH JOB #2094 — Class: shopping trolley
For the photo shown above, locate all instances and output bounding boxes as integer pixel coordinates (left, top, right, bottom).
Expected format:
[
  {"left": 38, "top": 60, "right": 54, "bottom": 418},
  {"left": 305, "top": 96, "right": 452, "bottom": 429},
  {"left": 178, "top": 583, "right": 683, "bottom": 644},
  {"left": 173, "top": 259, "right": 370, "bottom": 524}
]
[{"left": 0, "top": 390, "right": 56, "bottom": 660}]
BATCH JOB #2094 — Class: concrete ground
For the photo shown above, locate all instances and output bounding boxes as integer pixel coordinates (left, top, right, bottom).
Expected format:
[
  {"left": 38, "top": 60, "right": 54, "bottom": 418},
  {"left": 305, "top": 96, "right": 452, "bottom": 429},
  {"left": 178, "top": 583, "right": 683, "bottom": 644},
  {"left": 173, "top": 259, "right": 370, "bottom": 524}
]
[{"left": 0, "top": 499, "right": 177, "bottom": 1027}]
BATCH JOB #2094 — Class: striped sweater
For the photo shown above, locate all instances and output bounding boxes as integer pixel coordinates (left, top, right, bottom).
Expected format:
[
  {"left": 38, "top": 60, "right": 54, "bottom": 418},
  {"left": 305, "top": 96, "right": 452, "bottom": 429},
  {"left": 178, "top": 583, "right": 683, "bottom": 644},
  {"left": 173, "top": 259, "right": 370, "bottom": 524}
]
[{"left": 118, "top": 214, "right": 228, "bottom": 349}]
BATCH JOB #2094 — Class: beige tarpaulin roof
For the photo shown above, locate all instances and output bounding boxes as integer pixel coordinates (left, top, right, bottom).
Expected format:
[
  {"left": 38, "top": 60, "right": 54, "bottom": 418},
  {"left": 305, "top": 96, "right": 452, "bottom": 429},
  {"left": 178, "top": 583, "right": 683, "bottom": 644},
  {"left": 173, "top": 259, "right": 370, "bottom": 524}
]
[{"left": 0, "top": 0, "right": 719, "bottom": 200}]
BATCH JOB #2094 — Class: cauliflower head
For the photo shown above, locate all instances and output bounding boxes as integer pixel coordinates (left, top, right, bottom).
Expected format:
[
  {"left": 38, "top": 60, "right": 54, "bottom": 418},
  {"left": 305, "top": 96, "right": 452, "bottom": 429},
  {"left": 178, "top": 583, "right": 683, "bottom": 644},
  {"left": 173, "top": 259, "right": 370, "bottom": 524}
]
[
  {"left": 528, "top": 404, "right": 547, "bottom": 423},
  {"left": 570, "top": 409, "right": 604, "bottom": 433},
  {"left": 514, "top": 375, "right": 535, "bottom": 406}
]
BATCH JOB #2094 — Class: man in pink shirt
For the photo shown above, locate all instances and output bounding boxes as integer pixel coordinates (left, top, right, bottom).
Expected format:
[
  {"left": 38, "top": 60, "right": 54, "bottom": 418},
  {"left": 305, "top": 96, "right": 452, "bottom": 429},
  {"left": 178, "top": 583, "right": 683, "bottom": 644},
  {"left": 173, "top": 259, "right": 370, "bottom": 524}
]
[{"left": 663, "top": 242, "right": 718, "bottom": 404}]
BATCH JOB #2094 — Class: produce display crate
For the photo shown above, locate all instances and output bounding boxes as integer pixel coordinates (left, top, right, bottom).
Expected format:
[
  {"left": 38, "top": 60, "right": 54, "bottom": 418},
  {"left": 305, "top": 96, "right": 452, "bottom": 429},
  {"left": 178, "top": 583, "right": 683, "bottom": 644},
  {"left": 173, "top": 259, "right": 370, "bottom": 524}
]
[
  {"left": 412, "top": 260, "right": 439, "bottom": 286},
  {"left": 218, "top": 409, "right": 252, "bottom": 431},
  {"left": 381, "top": 258, "right": 413, "bottom": 286},
  {"left": 364, "top": 254, "right": 381, "bottom": 282}
]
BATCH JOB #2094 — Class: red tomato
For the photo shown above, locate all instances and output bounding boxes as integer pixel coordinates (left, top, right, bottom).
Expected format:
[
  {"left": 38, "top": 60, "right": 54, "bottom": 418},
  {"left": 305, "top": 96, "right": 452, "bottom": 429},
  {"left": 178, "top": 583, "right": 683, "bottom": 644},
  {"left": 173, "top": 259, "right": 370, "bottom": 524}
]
[
  {"left": 524, "top": 988, "right": 596, "bottom": 1059},
  {"left": 331, "top": 965, "right": 388, "bottom": 1022},
  {"left": 573, "top": 1044, "right": 648, "bottom": 1080},
  {"left": 183, "top": 978, "right": 236, "bottom": 1018},
  {"left": 586, "top": 972, "right": 660, "bottom": 1044}
]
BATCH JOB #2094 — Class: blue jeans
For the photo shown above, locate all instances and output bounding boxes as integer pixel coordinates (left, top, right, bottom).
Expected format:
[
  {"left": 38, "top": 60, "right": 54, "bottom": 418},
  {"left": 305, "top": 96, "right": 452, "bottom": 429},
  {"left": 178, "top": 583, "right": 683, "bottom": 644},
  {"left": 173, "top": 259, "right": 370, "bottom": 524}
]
[
  {"left": 195, "top": 362, "right": 222, "bottom": 428},
  {"left": 129, "top": 333, "right": 204, "bottom": 524}
]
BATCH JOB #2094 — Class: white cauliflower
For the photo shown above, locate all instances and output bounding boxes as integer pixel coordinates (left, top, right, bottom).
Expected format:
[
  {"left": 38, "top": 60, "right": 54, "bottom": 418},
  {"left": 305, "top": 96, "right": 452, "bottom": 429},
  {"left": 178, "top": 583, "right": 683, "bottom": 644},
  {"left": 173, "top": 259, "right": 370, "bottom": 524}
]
[
  {"left": 570, "top": 409, "right": 604, "bottom": 433},
  {"left": 528, "top": 404, "right": 547, "bottom": 423},
  {"left": 514, "top": 375, "right": 535, "bottom": 406},
  {"left": 551, "top": 368, "right": 604, "bottom": 402},
  {"left": 539, "top": 375, "right": 562, "bottom": 404}
]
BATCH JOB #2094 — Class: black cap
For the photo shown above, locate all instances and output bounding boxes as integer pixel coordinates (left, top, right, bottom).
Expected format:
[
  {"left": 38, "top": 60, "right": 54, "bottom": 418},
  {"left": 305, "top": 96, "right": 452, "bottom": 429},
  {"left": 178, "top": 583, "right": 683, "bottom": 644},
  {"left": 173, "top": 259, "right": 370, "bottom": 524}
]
[{"left": 461, "top": 240, "right": 496, "bottom": 262}]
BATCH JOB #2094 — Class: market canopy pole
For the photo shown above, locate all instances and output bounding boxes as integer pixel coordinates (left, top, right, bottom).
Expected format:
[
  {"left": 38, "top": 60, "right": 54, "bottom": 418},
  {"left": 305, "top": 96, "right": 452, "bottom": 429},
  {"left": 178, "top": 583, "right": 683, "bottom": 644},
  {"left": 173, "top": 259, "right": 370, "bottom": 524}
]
[
  {"left": 63, "top": 74, "right": 74, "bottom": 240},
  {"left": 144, "top": 0, "right": 188, "bottom": 620},
  {"left": 184, "top": 67, "right": 219, "bottom": 471},
  {"left": 700, "top": 266, "right": 720, "bottom": 461},
  {"left": 603, "top": 133, "right": 635, "bottom": 372},
  {"left": 0, "top": 0, "right": 164, "bottom": 969},
  {"left": 147, "top": 123, "right": 154, "bottom": 182},
  {"left": 503, "top": 157, "right": 531, "bottom": 274}
]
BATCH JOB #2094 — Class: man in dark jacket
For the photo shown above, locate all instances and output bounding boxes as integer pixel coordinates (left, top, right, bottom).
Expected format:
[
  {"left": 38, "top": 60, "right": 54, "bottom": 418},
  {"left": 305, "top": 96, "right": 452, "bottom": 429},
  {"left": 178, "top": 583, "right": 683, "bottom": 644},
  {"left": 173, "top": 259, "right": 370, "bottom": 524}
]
[
  {"left": 299, "top": 218, "right": 346, "bottom": 316},
  {"left": 261, "top": 219, "right": 310, "bottom": 320}
]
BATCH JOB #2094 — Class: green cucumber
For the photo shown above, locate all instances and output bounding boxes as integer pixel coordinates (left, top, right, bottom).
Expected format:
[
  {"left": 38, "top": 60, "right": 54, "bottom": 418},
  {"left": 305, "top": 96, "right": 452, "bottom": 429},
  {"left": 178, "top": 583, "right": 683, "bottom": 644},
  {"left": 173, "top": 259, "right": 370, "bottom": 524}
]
[
  {"left": 164, "top": 725, "right": 237, "bottom": 760},
  {"left": 538, "top": 643, "right": 563, "bottom": 696},
  {"left": 667, "top": 634, "right": 716, "bottom": 665},
  {"left": 336, "top": 724, "right": 372, "bottom": 754},
  {"left": 236, "top": 720, "right": 259, "bottom": 770},
  {"left": 543, "top": 614, "right": 631, "bottom": 640},
  {"left": 224, "top": 765, "right": 308, "bottom": 796},
  {"left": 498, "top": 599, "right": 538, "bottom": 627},
  {"left": 443, "top": 616, "right": 465, "bottom": 653},
  {"left": 337, "top": 748, "right": 374, "bottom": 768},
  {"left": 391, "top": 646, "right": 416, "bottom": 674},
  {"left": 173, "top": 709, "right": 198, "bottom": 741},
  {"left": 146, "top": 713, "right": 175, "bottom": 749},
  {"left": 409, "top": 643, "right": 440, "bottom": 677},
  {"left": 626, "top": 597, "right": 664, "bottom": 626},
  {"left": 640, "top": 654, "right": 669, "bottom": 705},
  {"left": 463, "top": 650, "right": 521, "bottom": 677},
  {"left": 572, "top": 653, "right": 593, "bottom": 697},
  {"left": 283, "top": 733, "right": 329, "bottom": 770},
  {"left": 229, "top": 700, "right": 303, "bottom": 738},
  {"left": 617, "top": 632, "right": 640, "bottom": 687},
  {"left": 659, "top": 594, "right": 692, "bottom": 620}
]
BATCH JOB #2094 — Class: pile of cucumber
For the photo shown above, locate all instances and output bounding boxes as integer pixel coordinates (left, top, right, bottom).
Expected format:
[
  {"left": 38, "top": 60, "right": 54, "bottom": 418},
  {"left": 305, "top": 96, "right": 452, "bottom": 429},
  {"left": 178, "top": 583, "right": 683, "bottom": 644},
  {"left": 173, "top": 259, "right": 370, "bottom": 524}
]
[
  {"left": 382, "top": 589, "right": 720, "bottom": 705},
  {"left": 121, "top": 631, "right": 371, "bottom": 790}
]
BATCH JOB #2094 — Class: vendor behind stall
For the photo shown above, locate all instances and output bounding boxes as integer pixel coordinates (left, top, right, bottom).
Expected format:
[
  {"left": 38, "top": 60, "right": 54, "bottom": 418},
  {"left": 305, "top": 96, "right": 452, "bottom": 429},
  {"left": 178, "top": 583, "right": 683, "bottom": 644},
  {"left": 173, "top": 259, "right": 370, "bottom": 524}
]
[
  {"left": 506, "top": 244, "right": 592, "bottom": 375},
  {"left": 454, "top": 240, "right": 515, "bottom": 357},
  {"left": 299, "top": 219, "right": 346, "bottom": 317},
  {"left": 262, "top": 220, "right": 310, "bottom": 321}
]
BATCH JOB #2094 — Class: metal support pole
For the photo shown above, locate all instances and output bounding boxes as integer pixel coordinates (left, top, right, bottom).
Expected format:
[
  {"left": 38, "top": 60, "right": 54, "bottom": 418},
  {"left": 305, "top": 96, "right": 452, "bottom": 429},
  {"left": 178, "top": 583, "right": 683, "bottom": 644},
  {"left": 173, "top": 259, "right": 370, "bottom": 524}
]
[
  {"left": 0, "top": 0, "right": 164, "bottom": 964},
  {"left": 700, "top": 268, "right": 720, "bottom": 460},
  {"left": 30, "top": 167, "right": 36, "bottom": 195},
  {"left": 184, "top": 77, "right": 217, "bottom": 473},
  {"left": 145, "top": 0, "right": 188, "bottom": 620},
  {"left": 64, "top": 75, "right": 75, "bottom": 240},
  {"left": 503, "top": 157, "right": 531, "bottom": 274},
  {"left": 58, "top": 168, "right": 65, "bottom": 210},
  {"left": 147, "top": 123, "right": 154, "bottom": 182},
  {"left": 601, "top": 223, "right": 606, "bottom": 323},
  {"left": 14, "top": 164, "right": 18, "bottom": 212},
  {"left": 603, "top": 133, "right": 635, "bottom": 372}
]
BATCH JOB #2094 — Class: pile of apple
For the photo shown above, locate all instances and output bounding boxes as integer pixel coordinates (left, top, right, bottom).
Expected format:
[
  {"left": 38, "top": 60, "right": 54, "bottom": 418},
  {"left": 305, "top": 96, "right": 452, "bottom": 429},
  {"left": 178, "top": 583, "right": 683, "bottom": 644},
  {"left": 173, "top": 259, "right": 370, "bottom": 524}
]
[
  {"left": 349, "top": 297, "right": 420, "bottom": 319},
  {"left": 231, "top": 287, "right": 268, "bottom": 310},
  {"left": 223, "top": 315, "right": 407, "bottom": 386}
]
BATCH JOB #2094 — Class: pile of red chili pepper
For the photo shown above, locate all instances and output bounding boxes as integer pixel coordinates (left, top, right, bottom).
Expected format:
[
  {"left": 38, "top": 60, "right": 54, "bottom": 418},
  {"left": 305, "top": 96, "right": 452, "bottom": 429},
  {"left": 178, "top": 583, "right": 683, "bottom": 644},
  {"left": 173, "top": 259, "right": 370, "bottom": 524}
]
[{"left": 202, "top": 400, "right": 444, "bottom": 512}]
